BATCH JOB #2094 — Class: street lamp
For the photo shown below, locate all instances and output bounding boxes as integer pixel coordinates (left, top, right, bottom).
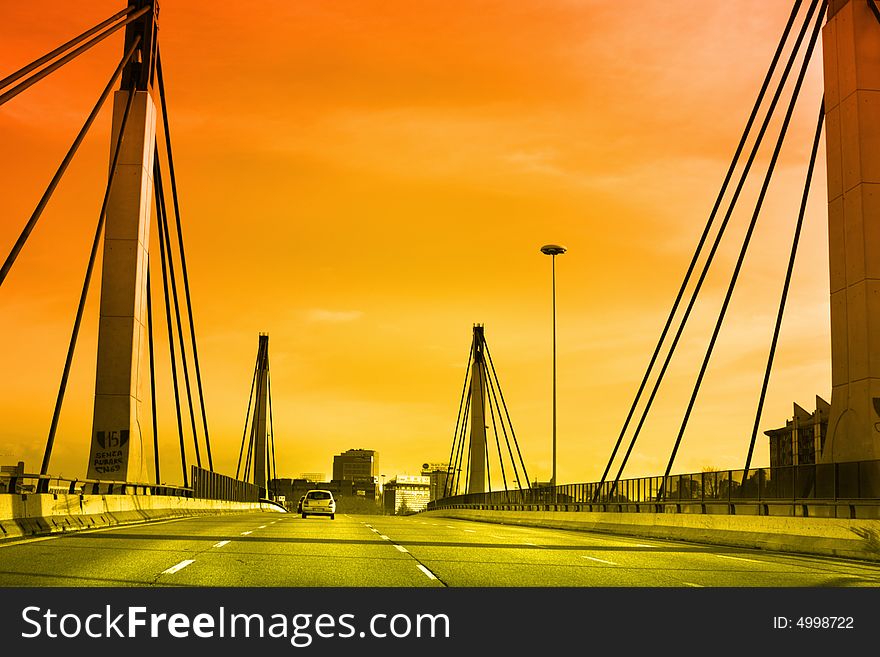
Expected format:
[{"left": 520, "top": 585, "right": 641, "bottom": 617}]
[{"left": 540, "top": 244, "right": 566, "bottom": 504}]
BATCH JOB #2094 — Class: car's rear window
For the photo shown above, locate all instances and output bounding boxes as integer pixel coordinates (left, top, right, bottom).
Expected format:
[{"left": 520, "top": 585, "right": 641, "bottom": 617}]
[{"left": 307, "top": 491, "right": 331, "bottom": 500}]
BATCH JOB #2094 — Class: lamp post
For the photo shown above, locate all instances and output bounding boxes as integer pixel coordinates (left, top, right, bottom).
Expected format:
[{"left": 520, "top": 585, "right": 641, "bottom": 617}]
[{"left": 540, "top": 244, "right": 566, "bottom": 504}]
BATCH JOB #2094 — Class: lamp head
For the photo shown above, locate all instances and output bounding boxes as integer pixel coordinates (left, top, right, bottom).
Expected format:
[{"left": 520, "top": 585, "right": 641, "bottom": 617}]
[{"left": 540, "top": 244, "right": 567, "bottom": 256}]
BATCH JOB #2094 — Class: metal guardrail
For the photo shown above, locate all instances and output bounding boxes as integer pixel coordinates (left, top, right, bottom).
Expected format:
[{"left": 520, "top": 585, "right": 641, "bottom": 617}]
[
  {"left": 0, "top": 472, "right": 191, "bottom": 496},
  {"left": 429, "top": 459, "right": 880, "bottom": 517},
  {"left": 191, "top": 466, "right": 260, "bottom": 503},
  {"left": 0, "top": 466, "right": 260, "bottom": 503}
]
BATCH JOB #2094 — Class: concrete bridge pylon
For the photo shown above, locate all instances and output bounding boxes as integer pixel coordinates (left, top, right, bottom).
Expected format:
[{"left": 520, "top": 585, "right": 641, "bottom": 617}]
[{"left": 822, "top": 0, "right": 880, "bottom": 465}]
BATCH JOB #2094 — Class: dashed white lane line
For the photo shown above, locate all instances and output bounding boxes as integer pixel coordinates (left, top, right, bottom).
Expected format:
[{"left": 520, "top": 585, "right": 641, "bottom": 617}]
[
  {"left": 161, "top": 559, "right": 195, "bottom": 575},
  {"left": 394, "top": 545, "right": 409, "bottom": 553},
  {"left": 258, "top": 525, "right": 267, "bottom": 529},
  {"left": 523, "top": 542, "right": 545, "bottom": 549},
  {"left": 715, "top": 554, "right": 764, "bottom": 564},
  {"left": 417, "top": 564, "right": 438, "bottom": 581},
  {"left": 463, "top": 529, "right": 477, "bottom": 533},
  {"left": 213, "top": 540, "right": 230, "bottom": 548},
  {"left": 682, "top": 582, "right": 704, "bottom": 587},
  {"left": 379, "top": 535, "right": 391, "bottom": 541},
  {"left": 582, "top": 556, "right": 617, "bottom": 565},
  {"left": 240, "top": 531, "right": 253, "bottom": 536}
]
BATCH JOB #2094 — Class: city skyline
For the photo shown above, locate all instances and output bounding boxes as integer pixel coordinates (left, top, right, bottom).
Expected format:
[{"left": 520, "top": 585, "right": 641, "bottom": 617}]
[{"left": 0, "top": 1, "right": 831, "bottom": 488}]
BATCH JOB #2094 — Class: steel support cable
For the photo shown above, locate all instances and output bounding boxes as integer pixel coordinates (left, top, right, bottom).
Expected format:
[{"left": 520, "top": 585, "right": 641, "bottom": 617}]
[
  {"left": 593, "top": 0, "right": 808, "bottom": 501},
  {"left": 154, "top": 155, "right": 202, "bottom": 468},
  {"left": 0, "top": 5, "right": 152, "bottom": 106},
  {"left": 268, "top": 370, "right": 277, "bottom": 487},
  {"left": 451, "top": 387, "right": 472, "bottom": 497},
  {"left": 445, "top": 339, "right": 474, "bottom": 496},
  {"left": 475, "top": 356, "right": 491, "bottom": 494},
  {"left": 0, "top": 6, "right": 134, "bottom": 92},
  {"left": 452, "top": 339, "right": 477, "bottom": 496},
  {"left": 605, "top": 0, "right": 822, "bottom": 499},
  {"left": 484, "top": 356, "right": 522, "bottom": 492},
  {"left": 154, "top": 158, "right": 188, "bottom": 487},
  {"left": 243, "top": 417, "right": 255, "bottom": 483},
  {"left": 658, "top": 4, "right": 826, "bottom": 500},
  {"left": 483, "top": 341, "right": 531, "bottom": 488},
  {"left": 37, "top": 74, "right": 138, "bottom": 480},
  {"left": 484, "top": 357, "right": 510, "bottom": 498},
  {"left": 462, "top": 391, "right": 472, "bottom": 496},
  {"left": 869, "top": 0, "right": 880, "bottom": 24},
  {"left": 452, "top": 360, "right": 473, "bottom": 496},
  {"left": 155, "top": 47, "right": 213, "bottom": 470},
  {"left": 0, "top": 37, "right": 142, "bottom": 288},
  {"left": 244, "top": 343, "right": 267, "bottom": 483},
  {"left": 235, "top": 351, "right": 260, "bottom": 479},
  {"left": 244, "top": 390, "right": 258, "bottom": 483},
  {"left": 743, "top": 99, "right": 825, "bottom": 478},
  {"left": 147, "top": 267, "right": 160, "bottom": 485},
  {"left": 458, "top": 392, "right": 471, "bottom": 495}
]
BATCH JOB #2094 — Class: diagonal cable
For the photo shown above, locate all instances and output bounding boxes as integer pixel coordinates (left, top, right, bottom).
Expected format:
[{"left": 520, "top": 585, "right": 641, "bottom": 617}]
[
  {"left": 659, "top": 2, "right": 826, "bottom": 499},
  {"left": 594, "top": 0, "right": 809, "bottom": 500},
  {"left": 0, "top": 36, "right": 141, "bottom": 287},
  {"left": 0, "top": 5, "right": 152, "bottom": 106},
  {"left": 743, "top": 98, "right": 825, "bottom": 477},
  {"left": 156, "top": 46, "right": 213, "bottom": 470},
  {"left": 606, "top": 0, "right": 821, "bottom": 499}
]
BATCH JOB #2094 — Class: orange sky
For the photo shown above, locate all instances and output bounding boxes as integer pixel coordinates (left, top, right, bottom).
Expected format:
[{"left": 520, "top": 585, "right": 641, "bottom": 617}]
[{"left": 0, "top": 1, "right": 830, "bottom": 487}]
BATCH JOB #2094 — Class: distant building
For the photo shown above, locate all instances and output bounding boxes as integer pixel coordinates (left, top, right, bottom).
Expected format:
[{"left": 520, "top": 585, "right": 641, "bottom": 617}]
[
  {"left": 764, "top": 397, "right": 830, "bottom": 467},
  {"left": 421, "top": 462, "right": 451, "bottom": 501},
  {"left": 299, "top": 473, "right": 325, "bottom": 483},
  {"left": 333, "top": 449, "right": 379, "bottom": 501},
  {"left": 333, "top": 449, "right": 378, "bottom": 482},
  {"left": 383, "top": 475, "right": 430, "bottom": 515}
]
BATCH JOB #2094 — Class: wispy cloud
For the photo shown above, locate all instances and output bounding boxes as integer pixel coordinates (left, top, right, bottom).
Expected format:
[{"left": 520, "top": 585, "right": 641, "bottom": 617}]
[{"left": 305, "top": 309, "right": 364, "bottom": 323}]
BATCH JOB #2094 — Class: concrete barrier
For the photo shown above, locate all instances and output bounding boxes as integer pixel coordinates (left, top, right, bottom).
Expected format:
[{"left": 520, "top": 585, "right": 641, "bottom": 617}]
[
  {"left": 0, "top": 493, "right": 284, "bottom": 543},
  {"left": 421, "top": 508, "right": 880, "bottom": 562}
]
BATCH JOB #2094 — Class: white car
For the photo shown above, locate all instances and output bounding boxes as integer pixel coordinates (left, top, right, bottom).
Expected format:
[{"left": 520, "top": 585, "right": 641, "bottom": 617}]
[{"left": 301, "top": 489, "right": 336, "bottom": 519}]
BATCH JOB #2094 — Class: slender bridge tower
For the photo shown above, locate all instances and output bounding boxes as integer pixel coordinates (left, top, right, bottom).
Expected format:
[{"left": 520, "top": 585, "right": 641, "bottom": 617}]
[
  {"left": 822, "top": 0, "right": 880, "bottom": 465},
  {"left": 467, "top": 325, "right": 488, "bottom": 494},
  {"left": 251, "top": 334, "right": 271, "bottom": 495},
  {"left": 86, "top": 1, "right": 159, "bottom": 481}
]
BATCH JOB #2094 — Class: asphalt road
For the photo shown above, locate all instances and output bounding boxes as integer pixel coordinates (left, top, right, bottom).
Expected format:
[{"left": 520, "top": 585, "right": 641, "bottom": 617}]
[{"left": 1, "top": 511, "right": 879, "bottom": 587}]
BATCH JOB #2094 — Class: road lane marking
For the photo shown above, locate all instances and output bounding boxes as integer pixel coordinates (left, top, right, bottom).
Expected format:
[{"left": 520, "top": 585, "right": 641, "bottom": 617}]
[
  {"left": 582, "top": 556, "right": 617, "bottom": 565},
  {"left": 213, "top": 541, "right": 230, "bottom": 548},
  {"left": 445, "top": 525, "right": 455, "bottom": 529},
  {"left": 463, "top": 529, "right": 477, "bottom": 533},
  {"left": 715, "top": 554, "right": 764, "bottom": 564},
  {"left": 258, "top": 525, "right": 267, "bottom": 529},
  {"left": 523, "top": 542, "right": 545, "bottom": 548},
  {"left": 682, "top": 582, "right": 703, "bottom": 587},
  {"left": 161, "top": 559, "right": 195, "bottom": 575},
  {"left": 394, "top": 545, "right": 409, "bottom": 553},
  {"left": 417, "top": 564, "right": 438, "bottom": 580},
  {"left": 240, "top": 531, "right": 253, "bottom": 536},
  {"left": 379, "top": 535, "right": 391, "bottom": 541}
]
